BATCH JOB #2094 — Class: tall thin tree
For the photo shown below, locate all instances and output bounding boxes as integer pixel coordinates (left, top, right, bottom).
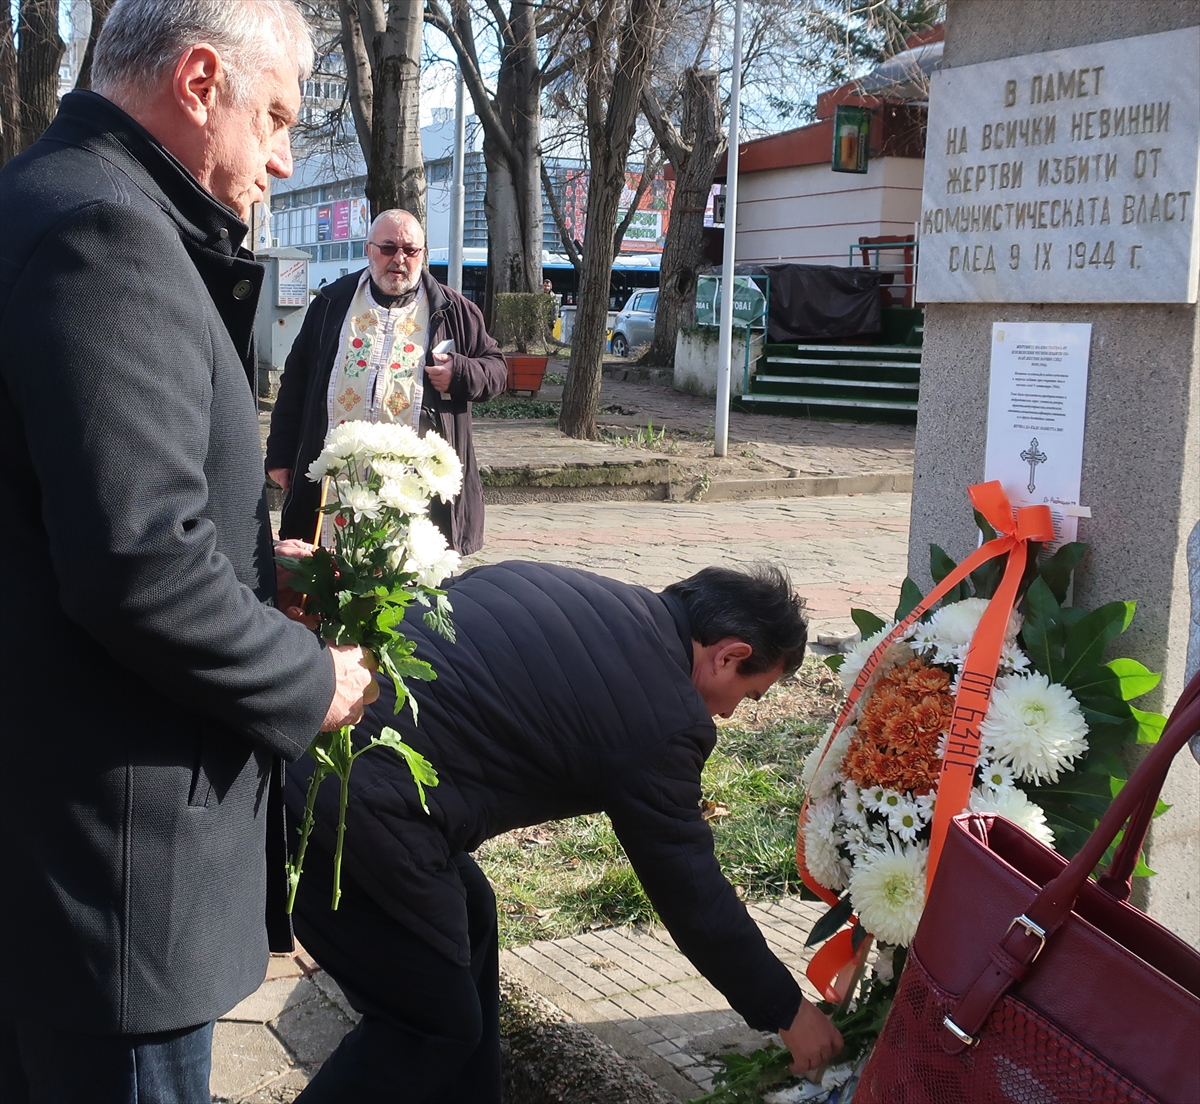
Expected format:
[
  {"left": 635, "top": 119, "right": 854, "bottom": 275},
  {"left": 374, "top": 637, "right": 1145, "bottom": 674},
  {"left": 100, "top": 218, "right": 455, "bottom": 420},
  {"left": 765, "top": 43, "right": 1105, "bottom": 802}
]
[{"left": 558, "top": 0, "right": 672, "bottom": 440}]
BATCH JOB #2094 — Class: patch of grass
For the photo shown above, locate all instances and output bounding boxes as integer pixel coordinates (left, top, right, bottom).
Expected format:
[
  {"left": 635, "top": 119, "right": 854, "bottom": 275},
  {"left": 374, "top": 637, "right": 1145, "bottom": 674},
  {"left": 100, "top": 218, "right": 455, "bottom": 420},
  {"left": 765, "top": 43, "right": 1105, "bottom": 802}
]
[
  {"left": 474, "top": 396, "right": 559, "bottom": 419},
  {"left": 476, "top": 658, "right": 839, "bottom": 948},
  {"left": 542, "top": 371, "right": 567, "bottom": 387}
]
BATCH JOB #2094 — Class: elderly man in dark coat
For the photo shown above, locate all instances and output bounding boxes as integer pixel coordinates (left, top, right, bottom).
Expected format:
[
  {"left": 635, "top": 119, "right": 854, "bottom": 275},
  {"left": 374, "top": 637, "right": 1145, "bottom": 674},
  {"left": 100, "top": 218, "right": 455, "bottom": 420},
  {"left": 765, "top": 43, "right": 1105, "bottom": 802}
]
[
  {"left": 265, "top": 209, "right": 507, "bottom": 555},
  {"left": 287, "top": 561, "right": 843, "bottom": 1103},
  {"left": 0, "top": 1, "right": 376, "bottom": 1099}
]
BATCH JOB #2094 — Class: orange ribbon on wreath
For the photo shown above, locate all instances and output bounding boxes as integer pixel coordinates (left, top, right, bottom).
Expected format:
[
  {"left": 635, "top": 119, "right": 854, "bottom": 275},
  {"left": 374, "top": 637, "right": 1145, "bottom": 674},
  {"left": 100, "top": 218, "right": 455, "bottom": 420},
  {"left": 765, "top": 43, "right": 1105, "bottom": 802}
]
[{"left": 796, "top": 481, "right": 1055, "bottom": 1000}]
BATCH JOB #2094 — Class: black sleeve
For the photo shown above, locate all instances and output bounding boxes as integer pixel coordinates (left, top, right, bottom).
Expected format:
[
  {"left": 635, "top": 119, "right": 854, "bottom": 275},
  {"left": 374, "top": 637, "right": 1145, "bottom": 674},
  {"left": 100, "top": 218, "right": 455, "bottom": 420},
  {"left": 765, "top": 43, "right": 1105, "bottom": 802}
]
[
  {"left": 265, "top": 291, "right": 327, "bottom": 473},
  {"left": 606, "top": 728, "right": 804, "bottom": 1032},
  {"left": 445, "top": 294, "right": 508, "bottom": 404},
  {"left": 3, "top": 202, "right": 333, "bottom": 757}
]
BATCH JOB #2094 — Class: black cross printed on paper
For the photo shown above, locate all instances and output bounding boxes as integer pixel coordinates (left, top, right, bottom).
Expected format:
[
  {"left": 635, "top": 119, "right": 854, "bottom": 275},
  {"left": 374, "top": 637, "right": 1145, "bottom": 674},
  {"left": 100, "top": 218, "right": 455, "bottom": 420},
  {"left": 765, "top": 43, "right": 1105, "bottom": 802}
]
[{"left": 1020, "top": 437, "right": 1047, "bottom": 493}]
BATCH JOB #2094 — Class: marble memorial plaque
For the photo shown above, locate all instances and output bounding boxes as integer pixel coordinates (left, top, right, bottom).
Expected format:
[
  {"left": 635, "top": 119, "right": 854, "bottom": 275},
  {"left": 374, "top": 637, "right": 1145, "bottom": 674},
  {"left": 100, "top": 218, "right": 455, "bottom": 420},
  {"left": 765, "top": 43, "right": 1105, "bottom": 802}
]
[{"left": 918, "top": 26, "right": 1199, "bottom": 303}]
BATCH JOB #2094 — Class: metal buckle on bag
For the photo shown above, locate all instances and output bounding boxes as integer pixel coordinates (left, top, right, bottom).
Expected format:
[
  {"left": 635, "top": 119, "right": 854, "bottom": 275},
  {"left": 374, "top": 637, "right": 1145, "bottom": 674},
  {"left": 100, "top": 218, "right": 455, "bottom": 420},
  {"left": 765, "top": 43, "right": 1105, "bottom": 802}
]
[
  {"left": 1005, "top": 913, "right": 1048, "bottom": 962},
  {"left": 942, "top": 1016, "right": 978, "bottom": 1047}
]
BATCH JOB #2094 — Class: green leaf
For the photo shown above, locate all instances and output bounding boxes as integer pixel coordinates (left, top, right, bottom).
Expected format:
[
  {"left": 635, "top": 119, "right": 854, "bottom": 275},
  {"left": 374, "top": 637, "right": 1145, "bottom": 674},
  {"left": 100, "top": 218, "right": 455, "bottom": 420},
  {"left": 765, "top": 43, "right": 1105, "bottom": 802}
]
[
  {"left": 930, "top": 544, "right": 969, "bottom": 604},
  {"left": 422, "top": 592, "right": 456, "bottom": 642},
  {"left": 969, "top": 555, "right": 1004, "bottom": 600},
  {"left": 973, "top": 508, "right": 999, "bottom": 543},
  {"left": 894, "top": 577, "right": 924, "bottom": 621},
  {"left": 1034, "top": 771, "right": 1116, "bottom": 799},
  {"left": 1021, "top": 577, "right": 1067, "bottom": 678},
  {"left": 850, "top": 608, "right": 886, "bottom": 637},
  {"left": 1060, "top": 601, "right": 1136, "bottom": 686},
  {"left": 1036, "top": 542, "right": 1087, "bottom": 604},
  {"left": 370, "top": 726, "right": 439, "bottom": 813},
  {"left": 824, "top": 653, "right": 846, "bottom": 672},
  {"left": 805, "top": 895, "right": 853, "bottom": 947},
  {"left": 851, "top": 922, "right": 870, "bottom": 953},
  {"left": 1130, "top": 706, "right": 1167, "bottom": 745},
  {"left": 1104, "top": 658, "right": 1161, "bottom": 701}
]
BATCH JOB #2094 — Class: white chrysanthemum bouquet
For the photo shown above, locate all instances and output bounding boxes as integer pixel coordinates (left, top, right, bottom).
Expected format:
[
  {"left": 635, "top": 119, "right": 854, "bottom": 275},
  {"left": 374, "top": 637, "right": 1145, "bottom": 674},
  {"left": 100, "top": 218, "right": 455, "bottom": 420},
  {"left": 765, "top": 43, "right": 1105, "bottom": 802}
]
[
  {"left": 797, "top": 519, "right": 1167, "bottom": 1069},
  {"left": 280, "top": 421, "right": 464, "bottom": 910}
]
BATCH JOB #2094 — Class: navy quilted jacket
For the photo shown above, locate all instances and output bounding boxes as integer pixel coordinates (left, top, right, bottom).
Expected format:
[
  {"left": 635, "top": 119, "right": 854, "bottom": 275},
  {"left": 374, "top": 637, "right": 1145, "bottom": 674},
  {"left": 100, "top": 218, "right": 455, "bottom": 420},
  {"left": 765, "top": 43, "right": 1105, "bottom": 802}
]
[{"left": 285, "top": 561, "right": 804, "bottom": 1032}]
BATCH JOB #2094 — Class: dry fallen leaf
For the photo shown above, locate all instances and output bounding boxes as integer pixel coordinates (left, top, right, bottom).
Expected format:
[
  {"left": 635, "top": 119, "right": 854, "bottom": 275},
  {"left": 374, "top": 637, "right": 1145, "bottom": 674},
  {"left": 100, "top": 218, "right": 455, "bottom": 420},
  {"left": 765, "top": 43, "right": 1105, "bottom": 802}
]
[{"left": 700, "top": 799, "right": 730, "bottom": 820}]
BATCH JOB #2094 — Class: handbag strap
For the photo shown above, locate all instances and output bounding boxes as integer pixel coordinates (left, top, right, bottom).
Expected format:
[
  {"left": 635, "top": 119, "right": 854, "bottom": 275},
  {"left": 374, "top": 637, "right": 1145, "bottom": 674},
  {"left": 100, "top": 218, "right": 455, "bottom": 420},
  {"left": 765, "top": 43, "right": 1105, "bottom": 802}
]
[{"left": 940, "top": 672, "right": 1200, "bottom": 1054}]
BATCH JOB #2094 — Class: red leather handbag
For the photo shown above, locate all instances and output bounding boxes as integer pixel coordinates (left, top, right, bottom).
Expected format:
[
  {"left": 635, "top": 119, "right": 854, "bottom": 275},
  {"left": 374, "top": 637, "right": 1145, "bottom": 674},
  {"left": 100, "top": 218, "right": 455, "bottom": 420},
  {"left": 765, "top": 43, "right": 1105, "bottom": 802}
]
[{"left": 857, "top": 672, "right": 1200, "bottom": 1104}]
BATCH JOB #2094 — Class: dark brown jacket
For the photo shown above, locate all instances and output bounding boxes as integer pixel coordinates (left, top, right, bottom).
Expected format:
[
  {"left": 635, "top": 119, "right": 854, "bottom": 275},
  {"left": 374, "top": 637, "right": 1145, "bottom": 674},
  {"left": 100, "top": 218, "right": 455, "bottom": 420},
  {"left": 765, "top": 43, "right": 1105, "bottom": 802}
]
[{"left": 266, "top": 270, "right": 507, "bottom": 554}]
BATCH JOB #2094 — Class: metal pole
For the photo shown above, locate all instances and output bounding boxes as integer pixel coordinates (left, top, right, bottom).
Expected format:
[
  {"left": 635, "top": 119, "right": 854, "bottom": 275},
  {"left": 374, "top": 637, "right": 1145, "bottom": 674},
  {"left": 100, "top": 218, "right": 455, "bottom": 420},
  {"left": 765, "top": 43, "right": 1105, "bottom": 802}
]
[
  {"left": 448, "top": 66, "right": 466, "bottom": 293},
  {"left": 714, "top": 0, "right": 743, "bottom": 458}
]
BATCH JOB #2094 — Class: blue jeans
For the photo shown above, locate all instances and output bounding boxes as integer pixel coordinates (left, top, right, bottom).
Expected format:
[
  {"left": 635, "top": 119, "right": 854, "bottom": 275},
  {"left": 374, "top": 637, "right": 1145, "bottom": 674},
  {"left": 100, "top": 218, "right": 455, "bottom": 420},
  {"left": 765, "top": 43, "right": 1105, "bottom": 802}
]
[{"left": 1, "top": 1016, "right": 213, "bottom": 1104}]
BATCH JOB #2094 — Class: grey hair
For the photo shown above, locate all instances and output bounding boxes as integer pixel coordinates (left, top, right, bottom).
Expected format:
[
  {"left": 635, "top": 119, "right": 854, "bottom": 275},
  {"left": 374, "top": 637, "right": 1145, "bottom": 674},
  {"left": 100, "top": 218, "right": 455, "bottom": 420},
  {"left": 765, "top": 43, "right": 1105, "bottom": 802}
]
[
  {"left": 92, "top": 0, "right": 313, "bottom": 109},
  {"left": 369, "top": 210, "right": 424, "bottom": 240}
]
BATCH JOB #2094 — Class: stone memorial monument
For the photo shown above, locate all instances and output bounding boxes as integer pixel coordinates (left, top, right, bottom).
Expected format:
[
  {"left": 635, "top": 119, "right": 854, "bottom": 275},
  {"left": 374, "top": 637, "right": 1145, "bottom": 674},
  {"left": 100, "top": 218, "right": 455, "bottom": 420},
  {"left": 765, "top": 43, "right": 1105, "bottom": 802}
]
[{"left": 910, "top": 0, "right": 1200, "bottom": 944}]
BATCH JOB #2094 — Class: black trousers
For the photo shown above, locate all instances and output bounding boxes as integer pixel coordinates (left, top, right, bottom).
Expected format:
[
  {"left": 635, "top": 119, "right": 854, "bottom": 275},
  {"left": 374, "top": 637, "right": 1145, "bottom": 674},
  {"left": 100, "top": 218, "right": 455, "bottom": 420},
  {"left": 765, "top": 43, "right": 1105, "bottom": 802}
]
[{"left": 292, "top": 845, "right": 501, "bottom": 1104}]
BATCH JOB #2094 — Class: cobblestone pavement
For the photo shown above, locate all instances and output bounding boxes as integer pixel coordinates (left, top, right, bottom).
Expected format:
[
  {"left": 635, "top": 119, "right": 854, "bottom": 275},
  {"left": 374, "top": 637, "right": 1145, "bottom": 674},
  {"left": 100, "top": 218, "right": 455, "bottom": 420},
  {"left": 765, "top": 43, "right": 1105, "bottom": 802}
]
[
  {"left": 501, "top": 897, "right": 830, "bottom": 1100},
  {"left": 465, "top": 493, "right": 912, "bottom": 639}
]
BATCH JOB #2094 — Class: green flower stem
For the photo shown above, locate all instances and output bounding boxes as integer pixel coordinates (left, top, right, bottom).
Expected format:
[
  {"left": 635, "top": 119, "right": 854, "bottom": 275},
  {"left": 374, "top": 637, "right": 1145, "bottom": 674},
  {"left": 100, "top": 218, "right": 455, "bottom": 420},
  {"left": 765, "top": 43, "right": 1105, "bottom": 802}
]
[
  {"left": 286, "top": 755, "right": 330, "bottom": 914},
  {"left": 331, "top": 725, "right": 353, "bottom": 910}
]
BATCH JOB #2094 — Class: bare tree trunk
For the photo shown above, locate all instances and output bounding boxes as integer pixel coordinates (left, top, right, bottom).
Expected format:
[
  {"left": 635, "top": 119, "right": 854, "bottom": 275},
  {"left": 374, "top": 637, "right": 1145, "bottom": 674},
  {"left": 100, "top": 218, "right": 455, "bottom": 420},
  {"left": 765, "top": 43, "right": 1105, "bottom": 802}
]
[
  {"left": 365, "top": 1, "right": 425, "bottom": 223},
  {"left": 1, "top": 1, "right": 21, "bottom": 165},
  {"left": 339, "top": 0, "right": 374, "bottom": 159},
  {"left": 76, "top": 0, "right": 115, "bottom": 92},
  {"left": 16, "top": 0, "right": 65, "bottom": 151},
  {"left": 642, "top": 68, "right": 723, "bottom": 366},
  {"left": 559, "top": 0, "right": 665, "bottom": 440},
  {"left": 427, "top": 0, "right": 544, "bottom": 325}
]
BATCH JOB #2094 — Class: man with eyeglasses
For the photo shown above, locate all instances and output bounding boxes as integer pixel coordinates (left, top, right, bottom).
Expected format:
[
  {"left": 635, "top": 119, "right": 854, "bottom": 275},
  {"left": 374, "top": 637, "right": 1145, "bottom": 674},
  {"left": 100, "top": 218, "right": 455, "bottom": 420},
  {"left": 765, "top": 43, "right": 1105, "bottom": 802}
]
[{"left": 266, "top": 209, "right": 506, "bottom": 554}]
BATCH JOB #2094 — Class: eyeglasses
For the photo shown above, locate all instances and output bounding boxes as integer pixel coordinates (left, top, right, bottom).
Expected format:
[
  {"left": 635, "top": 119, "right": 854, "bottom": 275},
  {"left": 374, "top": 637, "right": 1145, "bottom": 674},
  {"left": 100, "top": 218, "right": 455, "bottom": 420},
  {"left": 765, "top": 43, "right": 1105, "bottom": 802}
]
[{"left": 367, "top": 241, "right": 425, "bottom": 258}]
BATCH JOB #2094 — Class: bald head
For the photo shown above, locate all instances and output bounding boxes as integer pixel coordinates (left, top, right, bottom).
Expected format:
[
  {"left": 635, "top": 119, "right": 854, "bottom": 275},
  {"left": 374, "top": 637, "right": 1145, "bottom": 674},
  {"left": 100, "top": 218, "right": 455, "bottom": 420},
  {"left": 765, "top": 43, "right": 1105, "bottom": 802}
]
[{"left": 366, "top": 210, "right": 426, "bottom": 297}]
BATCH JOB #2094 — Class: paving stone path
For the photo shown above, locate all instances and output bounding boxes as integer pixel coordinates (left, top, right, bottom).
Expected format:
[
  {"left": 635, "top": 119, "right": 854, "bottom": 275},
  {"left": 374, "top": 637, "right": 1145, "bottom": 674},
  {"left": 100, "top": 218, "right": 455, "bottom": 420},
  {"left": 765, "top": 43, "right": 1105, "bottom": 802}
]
[{"left": 465, "top": 494, "right": 912, "bottom": 639}]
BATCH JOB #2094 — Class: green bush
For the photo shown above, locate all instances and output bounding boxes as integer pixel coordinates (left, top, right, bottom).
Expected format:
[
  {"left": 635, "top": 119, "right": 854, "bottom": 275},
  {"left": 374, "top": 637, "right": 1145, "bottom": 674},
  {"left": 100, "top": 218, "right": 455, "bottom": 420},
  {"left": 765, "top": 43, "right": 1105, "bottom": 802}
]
[{"left": 493, "top": 292, "right": 556, "bottom": 353}]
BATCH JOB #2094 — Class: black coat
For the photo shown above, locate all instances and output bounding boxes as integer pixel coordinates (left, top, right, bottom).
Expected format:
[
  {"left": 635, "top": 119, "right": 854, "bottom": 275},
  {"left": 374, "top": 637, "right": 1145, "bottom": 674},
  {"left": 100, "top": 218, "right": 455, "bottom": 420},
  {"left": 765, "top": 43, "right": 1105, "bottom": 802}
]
[
  {"left": 265, "top": 270, "right": 507, "bottom": 555},
  {"left": 285, "top": 562, "right": 804, "bottom": 1034},
  {"left": 0, "top": 91, "right": 334, "bottom": 1034}
]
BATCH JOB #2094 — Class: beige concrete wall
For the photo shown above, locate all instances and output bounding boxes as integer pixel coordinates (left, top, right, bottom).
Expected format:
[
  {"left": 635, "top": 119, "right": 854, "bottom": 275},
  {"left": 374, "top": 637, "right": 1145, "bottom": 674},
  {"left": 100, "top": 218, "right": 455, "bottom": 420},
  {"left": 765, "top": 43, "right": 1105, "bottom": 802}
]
[
  {"left": 733, "top": 158, "right": 924, "bottom": 265},
  {"left": 912, "top": 0, "right": 1200, "bottom": 944}
]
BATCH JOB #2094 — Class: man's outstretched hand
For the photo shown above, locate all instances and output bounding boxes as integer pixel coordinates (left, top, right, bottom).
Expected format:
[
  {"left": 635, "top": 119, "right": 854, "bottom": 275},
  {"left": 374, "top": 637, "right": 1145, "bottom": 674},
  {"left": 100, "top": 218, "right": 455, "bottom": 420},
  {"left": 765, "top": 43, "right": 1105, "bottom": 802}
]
[{"left": 779, "top": 999, "right": 844, "bottom": 1075}]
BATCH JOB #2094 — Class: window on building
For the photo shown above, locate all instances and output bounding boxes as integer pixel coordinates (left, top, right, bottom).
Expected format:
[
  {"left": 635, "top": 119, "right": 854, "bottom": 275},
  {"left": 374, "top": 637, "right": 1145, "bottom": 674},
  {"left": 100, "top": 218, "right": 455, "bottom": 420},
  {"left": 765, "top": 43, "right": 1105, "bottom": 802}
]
[{"left": 427, "top": 159, "right": 451, "bottom": 183}]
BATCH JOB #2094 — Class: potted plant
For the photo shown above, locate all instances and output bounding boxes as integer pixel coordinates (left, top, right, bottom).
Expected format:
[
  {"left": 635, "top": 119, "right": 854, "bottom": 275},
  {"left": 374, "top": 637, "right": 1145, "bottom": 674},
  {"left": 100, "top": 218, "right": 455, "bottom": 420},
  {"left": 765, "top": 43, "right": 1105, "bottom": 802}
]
[{"left": 494, "top": 292, "right": 556, "bottom": 396}]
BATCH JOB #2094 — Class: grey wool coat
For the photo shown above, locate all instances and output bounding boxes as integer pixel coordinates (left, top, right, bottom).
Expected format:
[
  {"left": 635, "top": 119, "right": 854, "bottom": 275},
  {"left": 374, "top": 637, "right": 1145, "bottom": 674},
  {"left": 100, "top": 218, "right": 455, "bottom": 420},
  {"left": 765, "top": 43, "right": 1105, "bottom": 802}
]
[{"left": 0, "top": 90, "right": 334, "bottom": 1034}]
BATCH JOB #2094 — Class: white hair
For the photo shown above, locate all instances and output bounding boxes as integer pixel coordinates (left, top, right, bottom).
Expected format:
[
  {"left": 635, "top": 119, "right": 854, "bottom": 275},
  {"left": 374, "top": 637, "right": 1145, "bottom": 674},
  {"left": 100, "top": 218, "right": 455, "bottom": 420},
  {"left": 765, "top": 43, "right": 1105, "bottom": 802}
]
[{"left": 92, "top": 0, "right": 313, "bottom": 109}]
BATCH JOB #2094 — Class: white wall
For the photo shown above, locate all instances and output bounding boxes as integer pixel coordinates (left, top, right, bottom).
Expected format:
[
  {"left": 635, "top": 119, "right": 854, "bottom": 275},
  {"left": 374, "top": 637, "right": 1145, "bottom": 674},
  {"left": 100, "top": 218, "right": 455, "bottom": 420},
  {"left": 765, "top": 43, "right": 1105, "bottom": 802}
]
[{"left": 733, "top": 157, "right": 924, "bottom": 267}]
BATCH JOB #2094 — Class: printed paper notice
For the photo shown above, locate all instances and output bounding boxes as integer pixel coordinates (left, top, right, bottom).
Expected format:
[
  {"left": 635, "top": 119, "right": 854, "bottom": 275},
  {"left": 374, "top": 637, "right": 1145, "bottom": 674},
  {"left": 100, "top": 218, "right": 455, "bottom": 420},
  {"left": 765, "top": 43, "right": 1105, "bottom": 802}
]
[{"left": 984, "top": 322, "right": 1091, "bottom": 546}]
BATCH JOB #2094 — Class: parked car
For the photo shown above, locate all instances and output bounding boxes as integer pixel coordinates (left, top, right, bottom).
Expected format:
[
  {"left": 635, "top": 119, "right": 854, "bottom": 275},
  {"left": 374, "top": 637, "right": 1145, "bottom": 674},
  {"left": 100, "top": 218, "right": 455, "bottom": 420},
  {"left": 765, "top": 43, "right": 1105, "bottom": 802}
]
[{"left": 610, "top": 289, "right": 658, "bottom": 356}]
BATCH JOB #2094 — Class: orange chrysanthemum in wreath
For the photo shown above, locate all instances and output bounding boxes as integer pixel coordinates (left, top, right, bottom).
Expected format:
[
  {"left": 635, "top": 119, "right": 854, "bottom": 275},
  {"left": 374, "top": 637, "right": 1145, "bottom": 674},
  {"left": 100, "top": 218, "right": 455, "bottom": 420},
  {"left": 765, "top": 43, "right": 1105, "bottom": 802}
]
[{"left": 842, "top": 658, "right": 954, "bottom": 795}]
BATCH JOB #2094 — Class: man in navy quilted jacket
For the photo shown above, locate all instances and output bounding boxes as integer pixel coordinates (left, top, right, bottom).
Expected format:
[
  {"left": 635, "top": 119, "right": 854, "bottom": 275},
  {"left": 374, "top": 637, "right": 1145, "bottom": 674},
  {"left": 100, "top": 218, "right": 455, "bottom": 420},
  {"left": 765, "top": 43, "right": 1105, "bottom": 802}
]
[{"left": 285, "top": 560, "right": 843, "bottom": 1102}]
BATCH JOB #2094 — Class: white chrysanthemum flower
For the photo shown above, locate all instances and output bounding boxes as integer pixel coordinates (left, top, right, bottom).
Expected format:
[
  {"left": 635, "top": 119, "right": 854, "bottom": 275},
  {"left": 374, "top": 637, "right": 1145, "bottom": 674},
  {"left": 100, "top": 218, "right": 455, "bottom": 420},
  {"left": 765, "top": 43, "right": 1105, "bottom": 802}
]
[
  {"left": 868, "top": 822, "right": 890, "bottom": 846},
  {"left": 803, "top": 797, "right": 848, "bottom": 892},
  {"left": 843, "top": 826, "right": 871, "bottom": 860},
  {"left": 401, "top": 516, "right": 460, "bottom": 587},
  {"left": 887, "top": 798, "right": 924, "bottom": 843},
  {"left": 1000, "top": 643, "right": 1031, "bottom": 673},
  {"left": 800, "top": 725, "right": 852, "bottom": 800},
  {"left": 370, "top": 457, "right": 414, "bottom": 481},
  {"left": 415, "top": 432, "right": 464, "bottom": 501},
  {"left": 340, "top": 486, "right": 381, "bottom": 522},
  {"left": 914, "top": 598, "right": 1022, "bottom": 666},
  {"left": 977, "top": 759, "right": 1016, "bottom": 791},
  {"left": 369, "top": 423, "right": 432, "bottom": 462},
  {"left": 838, "top": 623, "right": 913, "bottom": 692},
  {"left": 873, "top": 943, "right": 897, "bottom": 983},
  {"left": 968, "top": 785, "right": 1055, "bottom": 847},
  {"left": 839, "top": 780, "right": 869, "bottom": 828},
  {"left": 306, "top": 449, "right": 347, "bottom": 482},
  {"left": 325, "top": 421, "right": 375, "bottom": 459},
  {"left": 849, "top": 840, "right": 928, "bottom": 947},
  {"left": 377, "top": 475, "right": 430, "bottom": 515},
  {"left": 980, "top": 671, "right": 1089, "bottom": 784}
]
